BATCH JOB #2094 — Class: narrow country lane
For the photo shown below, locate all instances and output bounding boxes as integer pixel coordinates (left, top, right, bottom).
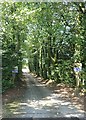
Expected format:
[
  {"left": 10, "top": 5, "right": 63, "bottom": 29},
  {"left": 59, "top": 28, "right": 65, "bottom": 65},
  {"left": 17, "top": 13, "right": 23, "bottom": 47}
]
[{"left": 3, "top": 72, "right": 85, "bottom": 118}]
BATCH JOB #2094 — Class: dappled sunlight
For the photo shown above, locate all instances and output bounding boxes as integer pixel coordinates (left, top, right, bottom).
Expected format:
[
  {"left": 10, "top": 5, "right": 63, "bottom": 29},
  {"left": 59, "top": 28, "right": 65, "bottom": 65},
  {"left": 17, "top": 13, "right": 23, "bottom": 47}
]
[
  {"left": 65, "top": 114, "right": 84, "bottom": 118},
  {"left": 4, "top": 92, "right": 85, "bottom": 118},
  {"left": 7, "top": 102, "right": 19, "bottom": 109},
  {"left": 3, "top": 74, "right": 85, "bottom": 118},
  {"left": 60, "top": 101, "right": 71, "bottom": 106},
  {"left": 36, "top": 84, "right": 45, "bottom": 87},
  {"left": 13, "top": 111, "right": 27, "bottom": 115},
  {"left": 19, "top": 102, "right": 29, "bottom": 106},
  {"left": 22, "top": 67, "right": 30, "bottom": 73}
]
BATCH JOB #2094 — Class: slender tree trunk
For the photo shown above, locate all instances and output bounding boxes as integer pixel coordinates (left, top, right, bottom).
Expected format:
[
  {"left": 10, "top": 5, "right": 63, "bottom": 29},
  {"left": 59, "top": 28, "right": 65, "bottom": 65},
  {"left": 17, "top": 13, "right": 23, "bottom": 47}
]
[
  {"left": 47, "top": 35, "right": 52, "bottom": 78},
  {"left": 17, "top": 33, "right": 22, "bottom": 80},
  {"left": 40, "top": 46, "right": 43, "bottom": 77}
]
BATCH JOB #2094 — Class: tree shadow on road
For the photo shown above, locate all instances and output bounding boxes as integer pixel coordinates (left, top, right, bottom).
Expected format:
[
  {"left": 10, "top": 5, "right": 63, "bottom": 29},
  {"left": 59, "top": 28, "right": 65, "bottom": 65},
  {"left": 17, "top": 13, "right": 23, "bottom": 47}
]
[{"left": 2, "top": 73, "right": 85, "bottom": 119}]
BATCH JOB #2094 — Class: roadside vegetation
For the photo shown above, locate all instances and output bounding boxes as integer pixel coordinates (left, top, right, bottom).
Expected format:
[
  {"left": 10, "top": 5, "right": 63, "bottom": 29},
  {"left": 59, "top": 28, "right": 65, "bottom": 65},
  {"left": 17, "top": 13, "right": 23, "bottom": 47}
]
[{"left": 1, "top": 2, "right": 86, "bottom": 94}]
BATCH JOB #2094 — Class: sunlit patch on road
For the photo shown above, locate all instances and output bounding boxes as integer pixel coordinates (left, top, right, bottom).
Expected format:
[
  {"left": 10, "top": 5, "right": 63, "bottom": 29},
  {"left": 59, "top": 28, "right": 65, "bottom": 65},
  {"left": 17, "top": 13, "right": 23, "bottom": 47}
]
[{"left": 22, "top": 67, "right": 30, "bottom": 73}]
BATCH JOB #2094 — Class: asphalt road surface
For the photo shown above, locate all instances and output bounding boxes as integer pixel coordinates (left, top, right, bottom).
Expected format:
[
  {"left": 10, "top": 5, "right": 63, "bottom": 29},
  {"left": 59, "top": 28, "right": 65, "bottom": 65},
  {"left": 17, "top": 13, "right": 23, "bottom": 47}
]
[{"left": 2, "top": 72, "right": 85, "bottom": 118}]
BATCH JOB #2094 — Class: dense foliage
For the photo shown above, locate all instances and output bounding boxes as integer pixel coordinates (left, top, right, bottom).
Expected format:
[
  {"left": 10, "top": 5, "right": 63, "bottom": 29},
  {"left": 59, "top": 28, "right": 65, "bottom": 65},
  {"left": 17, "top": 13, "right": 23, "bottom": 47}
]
[{"left": 1, "top": 2, "right": 86, "bottom": 91}]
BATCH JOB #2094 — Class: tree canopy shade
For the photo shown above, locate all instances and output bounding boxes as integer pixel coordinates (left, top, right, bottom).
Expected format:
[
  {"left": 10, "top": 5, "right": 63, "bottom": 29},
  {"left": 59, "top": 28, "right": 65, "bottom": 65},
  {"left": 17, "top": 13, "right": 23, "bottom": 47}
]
[{"left": 1, "top": 2, "right": 86, "bottom": 91}]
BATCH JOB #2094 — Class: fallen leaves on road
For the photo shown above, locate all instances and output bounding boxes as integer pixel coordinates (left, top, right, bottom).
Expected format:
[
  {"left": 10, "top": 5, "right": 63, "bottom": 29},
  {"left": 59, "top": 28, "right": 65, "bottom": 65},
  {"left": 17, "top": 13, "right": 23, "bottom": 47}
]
[{"left": 35, "top": 76, "right": 85, "bottom": 112}]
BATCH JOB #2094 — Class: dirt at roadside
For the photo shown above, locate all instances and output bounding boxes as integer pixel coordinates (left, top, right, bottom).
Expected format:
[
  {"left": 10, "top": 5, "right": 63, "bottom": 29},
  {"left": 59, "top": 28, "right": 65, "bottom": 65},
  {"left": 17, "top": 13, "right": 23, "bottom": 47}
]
[{"left": 2, "top": 75, "right": 27, "bottom": 105}]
